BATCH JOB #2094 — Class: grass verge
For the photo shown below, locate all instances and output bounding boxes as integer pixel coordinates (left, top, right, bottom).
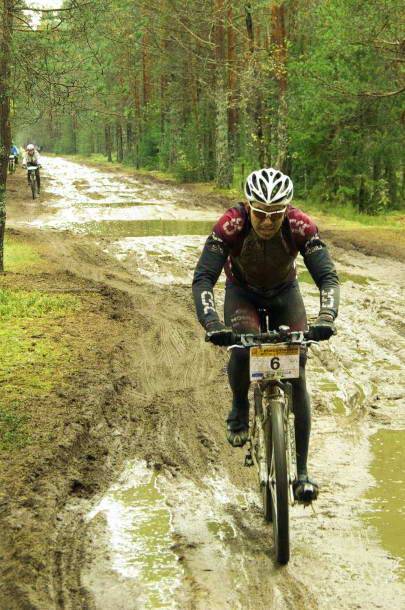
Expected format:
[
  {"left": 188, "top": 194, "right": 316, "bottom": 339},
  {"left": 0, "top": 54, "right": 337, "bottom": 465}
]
[{"left": 0, "top": 235, "right": 81, "bottom": 451}]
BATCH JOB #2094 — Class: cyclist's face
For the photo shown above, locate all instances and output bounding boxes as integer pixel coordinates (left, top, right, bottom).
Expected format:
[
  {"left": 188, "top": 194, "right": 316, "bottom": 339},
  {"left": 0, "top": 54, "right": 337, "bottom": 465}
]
[{"left": 247, "top": 202, "right": 285, "bottom": 239}]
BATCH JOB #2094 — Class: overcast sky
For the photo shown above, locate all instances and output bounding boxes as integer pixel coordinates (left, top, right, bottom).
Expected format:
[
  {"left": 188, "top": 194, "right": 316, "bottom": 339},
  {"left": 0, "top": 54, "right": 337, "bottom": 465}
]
[{"left": 28, "top": 0, "right": 64, "bottom": 7}]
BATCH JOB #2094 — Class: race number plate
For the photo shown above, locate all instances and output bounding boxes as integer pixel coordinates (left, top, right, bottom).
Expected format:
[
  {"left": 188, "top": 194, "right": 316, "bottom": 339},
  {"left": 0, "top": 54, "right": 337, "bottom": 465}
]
[{"left": 250, "top": 344, "right": 300, "bottom": 381}]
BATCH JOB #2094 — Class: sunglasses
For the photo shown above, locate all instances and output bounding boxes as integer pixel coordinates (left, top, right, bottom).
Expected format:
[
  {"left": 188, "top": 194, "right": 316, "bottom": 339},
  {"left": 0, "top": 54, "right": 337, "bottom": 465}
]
[{"left": 249, "top": 202, "right": 286, "bottom": 221}]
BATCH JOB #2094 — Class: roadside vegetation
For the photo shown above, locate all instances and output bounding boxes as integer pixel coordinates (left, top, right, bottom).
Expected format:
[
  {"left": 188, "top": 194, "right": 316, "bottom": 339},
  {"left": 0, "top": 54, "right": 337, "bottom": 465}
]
[{"left": 0, "top": 235, "right": 81, "bottom": 451}]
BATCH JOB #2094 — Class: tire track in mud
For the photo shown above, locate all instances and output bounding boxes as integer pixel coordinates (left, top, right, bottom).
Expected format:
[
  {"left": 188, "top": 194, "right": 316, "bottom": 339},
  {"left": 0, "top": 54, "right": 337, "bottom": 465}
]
[
  {"left": 75, "top": 242, "right": 404, "bottom": 609},
  {"left": 40, "top": 234, "right": 318, "bottom": 609}
]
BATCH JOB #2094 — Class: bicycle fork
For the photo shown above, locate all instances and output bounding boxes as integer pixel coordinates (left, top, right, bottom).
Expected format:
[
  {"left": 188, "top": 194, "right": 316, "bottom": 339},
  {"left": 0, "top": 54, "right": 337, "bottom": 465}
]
[{"left": 245, "top": 384, "right": 297, "bottom": 504}]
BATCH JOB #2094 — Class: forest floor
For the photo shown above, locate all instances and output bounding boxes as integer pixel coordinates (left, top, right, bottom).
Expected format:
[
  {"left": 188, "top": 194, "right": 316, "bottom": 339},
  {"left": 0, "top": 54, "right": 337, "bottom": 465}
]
[{"left": 1, "top": 160, "right": 404, "bottom": 609}]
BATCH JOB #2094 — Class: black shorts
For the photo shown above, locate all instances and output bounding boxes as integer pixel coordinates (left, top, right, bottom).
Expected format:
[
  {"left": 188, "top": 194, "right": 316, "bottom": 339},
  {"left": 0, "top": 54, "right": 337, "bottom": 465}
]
[{"left": 224, "top": 280, "right": 307, "bottom": 333}]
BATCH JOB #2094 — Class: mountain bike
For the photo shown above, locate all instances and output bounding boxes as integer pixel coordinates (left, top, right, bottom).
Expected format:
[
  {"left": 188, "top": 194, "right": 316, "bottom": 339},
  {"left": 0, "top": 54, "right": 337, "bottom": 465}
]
[
  {"left": 8, "top": 154, "right": 16, "bottom": 174},
  {"left": 27, "top": 165, "right": 39, "bottom": 199},
  {"left": 228, "top": 319, "right": 323, "bottom": 564}
]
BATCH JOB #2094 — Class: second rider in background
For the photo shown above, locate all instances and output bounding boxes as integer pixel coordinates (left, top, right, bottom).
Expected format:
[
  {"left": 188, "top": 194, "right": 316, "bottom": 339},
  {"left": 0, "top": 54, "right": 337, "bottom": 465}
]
[
  {"left": 192, "top": 168, "right": 340, "bottom": 501},
  {"left": 22, "top": 144, "right": 41, "bottom": 195}
]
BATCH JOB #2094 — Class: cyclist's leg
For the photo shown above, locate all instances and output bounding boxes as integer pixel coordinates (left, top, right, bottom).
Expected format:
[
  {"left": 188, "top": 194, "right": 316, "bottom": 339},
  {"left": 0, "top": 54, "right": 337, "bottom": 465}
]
[
  {"left": 224, "top": 283, "right": 260, "bottom": 443},
  {"left": 267, "top": 282, "right": 311, "bottom": 478}
]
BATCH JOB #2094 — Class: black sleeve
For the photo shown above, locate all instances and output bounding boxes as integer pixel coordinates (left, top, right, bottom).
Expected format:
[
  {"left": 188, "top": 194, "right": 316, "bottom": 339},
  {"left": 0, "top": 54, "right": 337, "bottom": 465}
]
[
  {"left": 192, "top": 233, "right": 229, "bottom": 329},
  {"left": 303, "top": 237, "right": 340, "bottom": 319}
]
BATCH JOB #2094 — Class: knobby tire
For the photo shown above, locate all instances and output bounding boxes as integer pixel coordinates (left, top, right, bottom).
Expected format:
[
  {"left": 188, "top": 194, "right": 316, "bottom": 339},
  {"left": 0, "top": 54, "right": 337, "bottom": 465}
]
[
  {"left": 30, "top": 174, "right": 37, "bottom": 200},
  {"left": 255, "top": 385, "right": 272, "bottom": 523},
  {"left": 270, "top": 400, "right": 290, "bottom": 564}
]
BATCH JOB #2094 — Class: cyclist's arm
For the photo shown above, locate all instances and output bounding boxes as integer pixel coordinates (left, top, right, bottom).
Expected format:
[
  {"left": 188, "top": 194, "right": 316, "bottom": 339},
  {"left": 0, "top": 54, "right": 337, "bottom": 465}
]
[
  {"left": 192, "top": 232, "right": 229, "bottom": 328},
  {"left": 303, "top": 236, "right": 340, "bottom": 319},
  {"left": 288, "top": 208, "right": 339, "bottom": 319}
]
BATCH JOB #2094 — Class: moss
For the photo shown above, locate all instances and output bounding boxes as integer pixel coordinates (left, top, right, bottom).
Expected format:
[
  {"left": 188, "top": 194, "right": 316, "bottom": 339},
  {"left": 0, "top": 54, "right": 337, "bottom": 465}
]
[
  {"left": 0, "top": 407, "right": 30, "bottom": 450},
  {"left": 0, "top": 285, "right": 81, "bottom": 450},
  {"left": 4, "top": 237, "right": 43, "bottom": 272}
]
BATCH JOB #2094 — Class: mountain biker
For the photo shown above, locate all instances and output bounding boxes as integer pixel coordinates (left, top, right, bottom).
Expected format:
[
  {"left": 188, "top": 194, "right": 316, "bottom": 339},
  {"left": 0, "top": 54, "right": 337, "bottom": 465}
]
[
  {"left": 192, "top": 167, "right": 340, "bottom": 502},
  {"left": 10, "top": 143, "right": 19, "bottom": 165},
  {"left": 22, "top": 144, "right": 41, "bottom": 194}
]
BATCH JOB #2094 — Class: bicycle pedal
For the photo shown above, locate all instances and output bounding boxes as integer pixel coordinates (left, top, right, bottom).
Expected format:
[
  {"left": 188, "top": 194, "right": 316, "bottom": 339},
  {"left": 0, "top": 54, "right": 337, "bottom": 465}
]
[{"left": 244, "top": 453, "right": 253, "bottom": 467}]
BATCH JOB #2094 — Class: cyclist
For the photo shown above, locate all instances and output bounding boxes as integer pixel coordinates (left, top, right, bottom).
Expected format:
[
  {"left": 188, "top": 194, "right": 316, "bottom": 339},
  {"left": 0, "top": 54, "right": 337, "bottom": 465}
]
[
  {"left": 10, "top": 142, "right": 19, "bottom": 165},
  {"left": 22, "top": 144, "right": 41, "bottom": 195},
  {"left": 192, "top": 168, "right": 340, "bottom": 501}
]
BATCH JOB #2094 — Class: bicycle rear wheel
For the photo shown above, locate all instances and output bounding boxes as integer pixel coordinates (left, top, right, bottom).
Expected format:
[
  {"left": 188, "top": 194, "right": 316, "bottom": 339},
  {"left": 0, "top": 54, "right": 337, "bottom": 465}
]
[{"left": 269, "top": 399, "right": 289, "bottom": 564}]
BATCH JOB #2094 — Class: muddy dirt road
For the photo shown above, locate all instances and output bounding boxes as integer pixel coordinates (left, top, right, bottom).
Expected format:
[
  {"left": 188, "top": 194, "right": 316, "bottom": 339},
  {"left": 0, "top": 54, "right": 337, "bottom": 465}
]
[{"left": 4, "top": 157, "right": 404, "bottom": 609}]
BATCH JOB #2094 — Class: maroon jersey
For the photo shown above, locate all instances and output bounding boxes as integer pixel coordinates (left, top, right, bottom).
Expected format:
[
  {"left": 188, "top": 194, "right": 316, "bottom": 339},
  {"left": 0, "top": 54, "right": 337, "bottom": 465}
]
[
  {"left": 192, "top": 203, "right": 339, "bottom": 328},
  {"left": 212, "top": 204, "right": 318, "bottom": 291}
]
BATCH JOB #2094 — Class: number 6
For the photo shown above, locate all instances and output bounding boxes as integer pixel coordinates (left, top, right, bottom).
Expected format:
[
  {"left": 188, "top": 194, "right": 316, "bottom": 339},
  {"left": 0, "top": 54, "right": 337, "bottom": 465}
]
[{"left": 271, "top": 357, "right": 280, "bottom": 370}]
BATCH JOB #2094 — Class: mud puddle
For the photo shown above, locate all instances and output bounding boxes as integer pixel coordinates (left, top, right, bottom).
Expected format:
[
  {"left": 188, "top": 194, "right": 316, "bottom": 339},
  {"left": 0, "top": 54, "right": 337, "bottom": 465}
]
[
  {"left": 84, "top": 461, "right": 183, "bottom": 609},
  {"left": 363, "top": 429, "right": 405, "bottom": 580},
  {"left": 22, "top": 156, "right": 218, "bottom": 232},
  {"left": 7, "top": 155, "right": 404, "bottom": 608}
]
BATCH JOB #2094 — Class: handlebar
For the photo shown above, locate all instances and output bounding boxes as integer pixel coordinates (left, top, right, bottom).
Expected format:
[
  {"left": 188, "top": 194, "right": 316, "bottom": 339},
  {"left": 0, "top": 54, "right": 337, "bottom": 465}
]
[
  {"left": 230, "top": 327, "right": 313, "bottom": 348},
  {"left": 205, "top": 324, "right": 333, "bottom": 348}
]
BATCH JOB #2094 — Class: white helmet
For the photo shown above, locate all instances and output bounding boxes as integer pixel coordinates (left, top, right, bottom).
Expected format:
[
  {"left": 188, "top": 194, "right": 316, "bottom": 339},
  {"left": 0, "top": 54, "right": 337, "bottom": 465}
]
[
  {"left": 26, "top": 144, "right": 35, "bottom": 152},
  {"left": 245, "top": 168, "right": 293, "bottom": 206}
]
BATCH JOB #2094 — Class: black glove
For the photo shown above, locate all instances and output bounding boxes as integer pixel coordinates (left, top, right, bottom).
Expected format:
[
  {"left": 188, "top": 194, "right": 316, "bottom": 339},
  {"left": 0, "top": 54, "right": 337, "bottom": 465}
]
[
  {"left": 309, "top": 314, "right": 336, "bottom": 341},
  {"left": 205, "top": 320, "right": 234, "bottom": 346}
]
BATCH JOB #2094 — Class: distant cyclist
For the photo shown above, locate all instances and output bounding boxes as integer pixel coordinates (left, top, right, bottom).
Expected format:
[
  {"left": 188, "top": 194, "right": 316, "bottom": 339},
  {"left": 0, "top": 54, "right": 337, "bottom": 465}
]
[
  {"left": 10, "top": 142, "right": 19, "bottom": 164},
  {"left": 192, "top": 168, "right": 340, "bottom": 501},
  {"left": 22, "top": 144, "right": 41, "bottom": 195}
]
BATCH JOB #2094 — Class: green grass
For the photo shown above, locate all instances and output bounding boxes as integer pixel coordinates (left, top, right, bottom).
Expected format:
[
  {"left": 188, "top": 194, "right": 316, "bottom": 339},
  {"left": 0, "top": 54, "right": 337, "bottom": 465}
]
[
  {"left": 0, "top": 288, "right": 80, "bottom": 319},
  {"left": 4, "top": 237, "right": 43, "bottom": 272},
  {"left": 0, "top": 407, "right": 30, "bottom": 451},
  {"left": 296, "top": 198, "right": 403, "bottom": 229},
  {"left": 0, "top": 287, "right": 81, "bottom": 450}
]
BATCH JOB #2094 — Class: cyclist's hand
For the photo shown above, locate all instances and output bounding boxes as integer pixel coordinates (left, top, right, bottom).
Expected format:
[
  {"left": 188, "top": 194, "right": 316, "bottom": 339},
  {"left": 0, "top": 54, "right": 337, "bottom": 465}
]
[
  {"left": 309, "top": 314, "right": 336, "bottom": 341},
  {"left": 205, "top": 321, "right": 234, "bottom": 346}
]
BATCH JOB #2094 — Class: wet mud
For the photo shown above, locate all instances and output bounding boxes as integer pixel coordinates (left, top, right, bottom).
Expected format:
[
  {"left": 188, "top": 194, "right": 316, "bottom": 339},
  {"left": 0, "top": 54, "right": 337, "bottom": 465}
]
[{"left": 2, "top": 157, "right": 404, "bottom": 609}]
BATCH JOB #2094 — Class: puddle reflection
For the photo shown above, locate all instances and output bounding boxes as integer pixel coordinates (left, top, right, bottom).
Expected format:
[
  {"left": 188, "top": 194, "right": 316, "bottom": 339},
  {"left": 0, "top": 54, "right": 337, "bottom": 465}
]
[{"left": 87, "top": 462, "right": 182, "bottom": 608}]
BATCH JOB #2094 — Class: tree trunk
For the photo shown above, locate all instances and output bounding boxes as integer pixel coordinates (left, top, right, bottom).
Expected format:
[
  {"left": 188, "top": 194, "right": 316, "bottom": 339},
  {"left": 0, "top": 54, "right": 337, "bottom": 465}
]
[
  {"left": 271, "top": 3, "right": 288, "bottom": 171},
  {"left": 142, "top": 31, "right": 150, "bottom": 107},
  {"left": 227, "top": 4, "right": 237, "bottom": 140},
  {"left": 385, "top": 159, "right": 398, "bottom": 208},
  {"left": 214, "top": 0, "right": 232, "bottom": 187},
  {"left": 126, "top": 121, "right": 133, "bottom": 157},
  {"left": 0, "top": 0, "right": 13, "bottom": 272},
  {"left": 71, "top": 112, "right": 77, "bottom": 154},
  {"left": 104, "top": 124, "right": 112, "bottom": 162},
  {"left": 116, "top": 121, "right": 123, "bottom": 162},
  {"left": 245, "top": 3, "right": 266, "bottom": 166}
]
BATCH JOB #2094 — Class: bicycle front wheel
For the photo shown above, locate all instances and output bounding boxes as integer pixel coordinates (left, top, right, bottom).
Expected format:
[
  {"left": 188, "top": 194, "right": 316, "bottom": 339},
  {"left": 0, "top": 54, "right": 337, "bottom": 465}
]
[
  {"left": 255, "top": 386, "right": 272, "bottom": 522},
  {"left": 269, "top": 399, "right": 289, "bottom": 564},
  {"left": 30, "top": 175, "right": 37, "bottom": 199}
]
